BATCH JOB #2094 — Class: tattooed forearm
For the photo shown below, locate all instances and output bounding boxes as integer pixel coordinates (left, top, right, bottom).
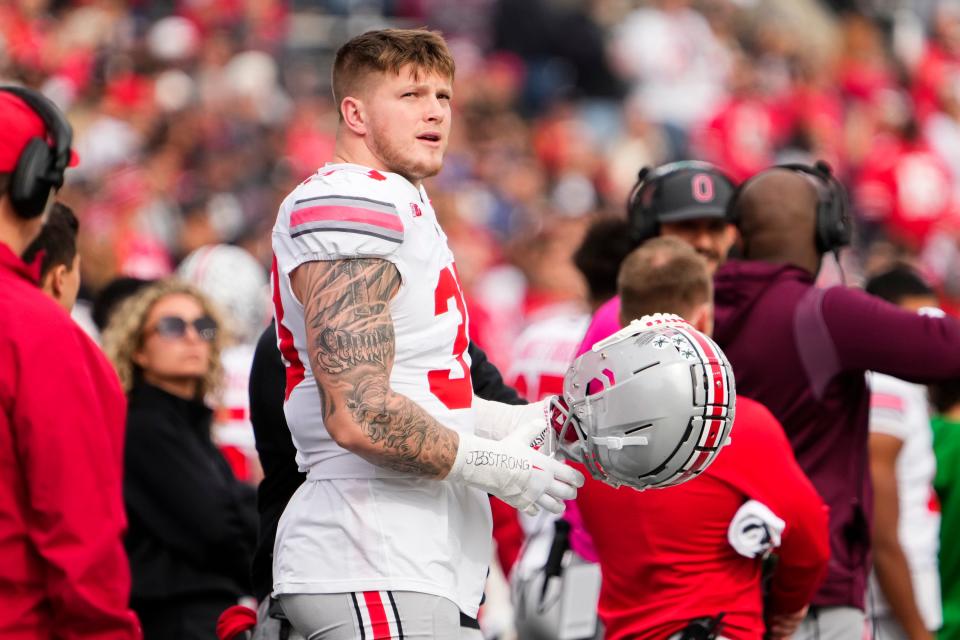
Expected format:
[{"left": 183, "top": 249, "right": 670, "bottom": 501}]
[
  {"left": 344, "top": 375, "right": 459, "bottom": 475},
  {"left": 291, "top": 257, "right": 459, "bottom": 478}
]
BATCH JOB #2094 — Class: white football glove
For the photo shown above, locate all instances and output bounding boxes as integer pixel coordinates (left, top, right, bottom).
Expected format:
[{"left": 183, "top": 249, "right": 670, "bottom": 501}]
[
  {"left": 473, "top": 396, "right": 551, "bottom": 445},
  {"left": 447, "top": 418, "right": 584, "bottom": 516}
]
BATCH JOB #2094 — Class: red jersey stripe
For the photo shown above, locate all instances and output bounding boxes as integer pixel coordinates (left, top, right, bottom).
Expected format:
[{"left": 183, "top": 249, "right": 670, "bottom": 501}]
[
  {"left": 871, "top": 392, "right": 905, "bottom": 412},
  {"left": 271, "top": 256, "right": 305, "bottom": 400},
  {"left": 291, "top": 205, "right": 403, "bottom": 233}
]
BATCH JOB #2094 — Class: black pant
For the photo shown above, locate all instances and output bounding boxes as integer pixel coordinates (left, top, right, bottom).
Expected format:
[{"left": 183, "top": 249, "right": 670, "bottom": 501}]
[{"left": 134, "top": 595, "right": 237, "bottom": 640}]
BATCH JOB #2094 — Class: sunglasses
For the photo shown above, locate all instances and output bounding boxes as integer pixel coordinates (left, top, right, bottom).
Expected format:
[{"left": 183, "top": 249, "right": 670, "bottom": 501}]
[{"left": 147, "top": 315, "right": 218, "bottom": 342}]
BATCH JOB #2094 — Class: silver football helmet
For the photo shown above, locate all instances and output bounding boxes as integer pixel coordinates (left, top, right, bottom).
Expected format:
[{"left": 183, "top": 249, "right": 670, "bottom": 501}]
[
  {"left": 549, "top": 315, "right": 736, "bottom": 491},
  {"left": 177, "top": 244, "right": 270, "bottom": 344}
]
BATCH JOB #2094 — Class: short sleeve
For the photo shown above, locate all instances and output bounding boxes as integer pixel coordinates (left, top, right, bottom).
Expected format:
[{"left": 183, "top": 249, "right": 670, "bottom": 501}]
[
  {"left": 869, "top": 373, "right": 913, "bottom": 441},
  {"left": 273, "top": 173, "right": 405, "bottom": 273}
]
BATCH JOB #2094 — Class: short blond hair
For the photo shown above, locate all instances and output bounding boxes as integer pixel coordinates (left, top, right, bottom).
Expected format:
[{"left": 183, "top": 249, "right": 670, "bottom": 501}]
[
  {"left": 332, "top": 28, "right": 455, "bottom": 117},
  {"left": 101, "top": 279, "right": 225, "bottom": 400},
  {"left": 618, "top": 236, "right": 712, "bottom": 323}
]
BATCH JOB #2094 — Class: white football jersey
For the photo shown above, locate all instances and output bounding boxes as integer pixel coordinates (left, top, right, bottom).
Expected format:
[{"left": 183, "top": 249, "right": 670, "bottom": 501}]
[
  {"left": 867, "top": 373, "right": 942, "bottom": 631},
  {"left": 507, "top": 305, "right": 590, "bottom": 402},
  {"left": 270, "top": 163, "right": 491, "bottom": 615},
  {"left": 211, "top": 343, "right": 258, "bottom": 478}
]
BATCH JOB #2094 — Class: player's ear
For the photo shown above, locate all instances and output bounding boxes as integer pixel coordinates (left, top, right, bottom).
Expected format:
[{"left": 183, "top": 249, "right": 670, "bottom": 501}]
[
  {"left": 691, "top": 302, "right": 714, "bottom": 336},
  {"left": 50, "top": 264, "right": 68, "bottom": 298},
  {"left": 340, "top": 96, "right": 367, "bottom": 136}
]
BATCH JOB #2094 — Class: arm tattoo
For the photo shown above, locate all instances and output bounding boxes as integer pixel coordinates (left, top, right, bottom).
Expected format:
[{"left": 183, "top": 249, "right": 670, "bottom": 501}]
[{"left": 292, "top": 258, "right": 459, "bottom": 477}]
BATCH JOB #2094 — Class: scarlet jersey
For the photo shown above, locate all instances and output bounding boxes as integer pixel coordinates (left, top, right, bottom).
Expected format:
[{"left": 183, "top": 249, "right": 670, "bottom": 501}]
[
  {"left": 270, "top": 163, "right": 491, "bottom": 615},
  {"left": 855, "top": 136, "right": 954, "bottom": 249},
  {"left": 576, "top": 398, "right": 830, "bottom": 640}
]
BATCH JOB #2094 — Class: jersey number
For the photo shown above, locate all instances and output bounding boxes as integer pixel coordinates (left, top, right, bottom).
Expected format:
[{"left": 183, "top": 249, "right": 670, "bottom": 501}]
[{"left": 428, "top": 266, "right": 472, "bottom": 410}]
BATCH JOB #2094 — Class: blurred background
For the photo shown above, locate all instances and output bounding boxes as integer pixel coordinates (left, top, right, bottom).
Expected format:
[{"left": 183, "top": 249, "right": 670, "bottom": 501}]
[{"left": 5, "top": 0, "right": 960, "bottom": 371}]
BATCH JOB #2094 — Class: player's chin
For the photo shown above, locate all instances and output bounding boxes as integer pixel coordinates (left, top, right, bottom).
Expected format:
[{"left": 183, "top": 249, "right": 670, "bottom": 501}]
[{"left": 409, "top": 158, "right": 444, "bottom": 181}]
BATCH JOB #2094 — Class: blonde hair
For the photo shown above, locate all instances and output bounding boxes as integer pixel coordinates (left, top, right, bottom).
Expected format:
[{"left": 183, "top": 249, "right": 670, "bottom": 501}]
[
  {"left": 332, "top": 28, "right": 455, "bottom": 118},
  {"left": 101, "top": 279, "right": 225, "bottom": 400},
  {"left": 618, "top": 236, "right": 712, "bottom": 324}
]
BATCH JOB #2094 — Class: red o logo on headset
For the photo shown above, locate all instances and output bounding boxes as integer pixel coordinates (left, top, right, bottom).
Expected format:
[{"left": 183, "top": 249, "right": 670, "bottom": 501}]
[{"left": 692, "top": 174, "right": 715, "bottom": 203}]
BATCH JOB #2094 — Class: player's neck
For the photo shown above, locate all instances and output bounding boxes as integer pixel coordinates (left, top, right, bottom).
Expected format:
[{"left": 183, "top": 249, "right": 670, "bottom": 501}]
[
  {"left": 332, "top": 130, "right": 380, "bottom": 169},
  {"left": 332, "top": 137, "right": 422, "bottom": 188}
]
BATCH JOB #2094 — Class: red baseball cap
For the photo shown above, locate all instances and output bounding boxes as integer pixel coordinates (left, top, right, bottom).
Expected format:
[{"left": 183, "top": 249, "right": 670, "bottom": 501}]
[{"left": 0, "top": 91, "right": 79, "bottom": 173}]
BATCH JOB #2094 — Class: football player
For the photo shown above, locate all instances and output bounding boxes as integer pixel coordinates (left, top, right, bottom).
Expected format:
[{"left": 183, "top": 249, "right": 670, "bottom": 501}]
[{"left": 269, "top": 29, "right": 583, "bottom": 638}]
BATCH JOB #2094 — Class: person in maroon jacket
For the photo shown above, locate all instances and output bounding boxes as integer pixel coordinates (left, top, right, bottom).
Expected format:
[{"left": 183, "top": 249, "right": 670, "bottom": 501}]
[
  {"left": 714, "top": 163, "right": 960, "bottom": 640},
  {"left": 574, "top": 236, "right": 830, "bottom": 640},
  {"left": 0, "top": 86, "right": 141, "bottom": 637}
]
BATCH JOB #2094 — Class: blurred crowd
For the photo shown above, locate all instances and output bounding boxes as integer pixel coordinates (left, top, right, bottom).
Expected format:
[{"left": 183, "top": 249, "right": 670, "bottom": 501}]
[
  {"left": 7, "top": 0, "right": 960, "bottom": 370},
  {"left": 9, "top": 0, "right": 960, "bottom": 637}
]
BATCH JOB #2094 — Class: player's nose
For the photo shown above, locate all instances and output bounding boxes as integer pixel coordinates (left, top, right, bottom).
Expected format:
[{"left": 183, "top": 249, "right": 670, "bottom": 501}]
[{"left": 424, "top": 96, "right": 446, "bottom": 122}]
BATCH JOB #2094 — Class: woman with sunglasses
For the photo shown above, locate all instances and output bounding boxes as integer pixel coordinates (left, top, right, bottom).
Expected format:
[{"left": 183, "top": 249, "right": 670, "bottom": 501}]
[{"left": 102, "top": 279, "right": 257, "bottom": 640}]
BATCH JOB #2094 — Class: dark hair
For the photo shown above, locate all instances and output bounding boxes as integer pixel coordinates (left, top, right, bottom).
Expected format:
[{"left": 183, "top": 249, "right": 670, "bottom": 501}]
[
  {"left": 21, "top": 202, "right": 79, "bottom": 279},
  {"left": 91, "top": 276, "right": 153, "bottom": 332},
  {"left": 332, "top": 29, "right": 455, "bottom": 118},
  {"left": 865, "top": 265, "right": 933, "bottom": 305},
  {"left": 930, "top": 378, "right": 960, "bottom": 415},
  {"left": 618, "top": 236, "right": 711, "bottom": 323},
  {"left": 0, "top": 172, "right": 9, "bottom": 196},
  {"left": 573, "top": 217, "right": 637, "bottom": 304}
]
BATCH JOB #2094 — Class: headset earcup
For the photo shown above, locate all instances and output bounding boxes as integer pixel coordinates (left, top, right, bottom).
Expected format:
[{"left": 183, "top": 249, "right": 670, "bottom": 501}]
[
  {"left": 814, "top": 181, "right": 852, "bottom": 253},
  {"left": 814, "top": 200, "right": 830, "bottom": 253},
  {"left": 10, "top": 138, "right": 52, "bottom": 219},
  {"left": 627, "top": 190, "right": 658, "bottom": 244},
  {"left": 629, "top": 210, "right": 658, "bottom": 245}
]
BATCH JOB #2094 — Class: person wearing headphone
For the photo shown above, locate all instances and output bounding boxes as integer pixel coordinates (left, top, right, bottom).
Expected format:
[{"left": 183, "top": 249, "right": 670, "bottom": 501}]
[
  {"left": 576, "top": 160, "right": 738, "bottom": 356},
  {"left": 0, "top": 86, "right": 141, "bottom": 637},
  {"left": 713, "top": 163, "right": 960, "bottom": 640}
]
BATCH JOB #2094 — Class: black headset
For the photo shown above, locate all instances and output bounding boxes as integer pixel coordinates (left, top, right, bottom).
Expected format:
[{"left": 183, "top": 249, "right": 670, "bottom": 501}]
[
  {"left": 626, "top": 160, "right": 734, "bottom": 245},
  {"left": 727, "top": 160, "right": 852, "bottom": 255},
  {"left": 1, "top": 85, "right": 73, "bottom": 219}
]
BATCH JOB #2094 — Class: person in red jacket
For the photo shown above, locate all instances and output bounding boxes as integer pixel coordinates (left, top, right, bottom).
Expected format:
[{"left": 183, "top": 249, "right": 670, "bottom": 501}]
[
  {"left": 575, "top": 237, "right": 830, "bottom": 640},
  {"left": 0, "top": 86, "right": 140, "bottom": 638}
]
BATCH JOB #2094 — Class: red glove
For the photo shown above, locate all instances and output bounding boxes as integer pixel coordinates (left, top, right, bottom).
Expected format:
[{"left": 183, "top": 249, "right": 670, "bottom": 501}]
[{"left": 216, "top": 604, "right": 257, "bottom": 640}]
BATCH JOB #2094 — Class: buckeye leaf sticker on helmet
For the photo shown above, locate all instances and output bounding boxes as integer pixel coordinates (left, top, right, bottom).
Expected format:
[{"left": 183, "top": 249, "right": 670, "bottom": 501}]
[{"left": 548, "top": 315, "right": 736, "bottom": 491}]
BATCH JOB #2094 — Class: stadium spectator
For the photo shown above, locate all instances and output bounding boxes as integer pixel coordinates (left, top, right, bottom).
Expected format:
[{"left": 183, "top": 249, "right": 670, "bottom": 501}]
[
  {"left": 864, "top": 266, "right": 943, "bottom": 640},
  {"left": 0, "top": 86, "right": 140, "bottom": 637},
  {"left": 178, "top": 244, "right": 271, "bottom": 483},
  {"left": 21, "top": 201, "right": 81, "bottom": 311},
  {"left": 714, "top": 164, "right": 960, "bottom": 639},
  {"left": 102, "top": 279, "right": 257, "bottom": 640}
]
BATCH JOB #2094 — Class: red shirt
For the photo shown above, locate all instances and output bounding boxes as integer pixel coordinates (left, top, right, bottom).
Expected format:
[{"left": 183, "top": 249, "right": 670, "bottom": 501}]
[
  {"left": 694, "top": 96, "right": 790, "bottom": 182},
  {"left": 854, "top": 135, "right": 954, "bottom": 249},
  {"left": 576, "top": 397, "right": 829, "bottom": 640},
  {"left": 0, "top": 243, "right": 140, "bottom": 638}
]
